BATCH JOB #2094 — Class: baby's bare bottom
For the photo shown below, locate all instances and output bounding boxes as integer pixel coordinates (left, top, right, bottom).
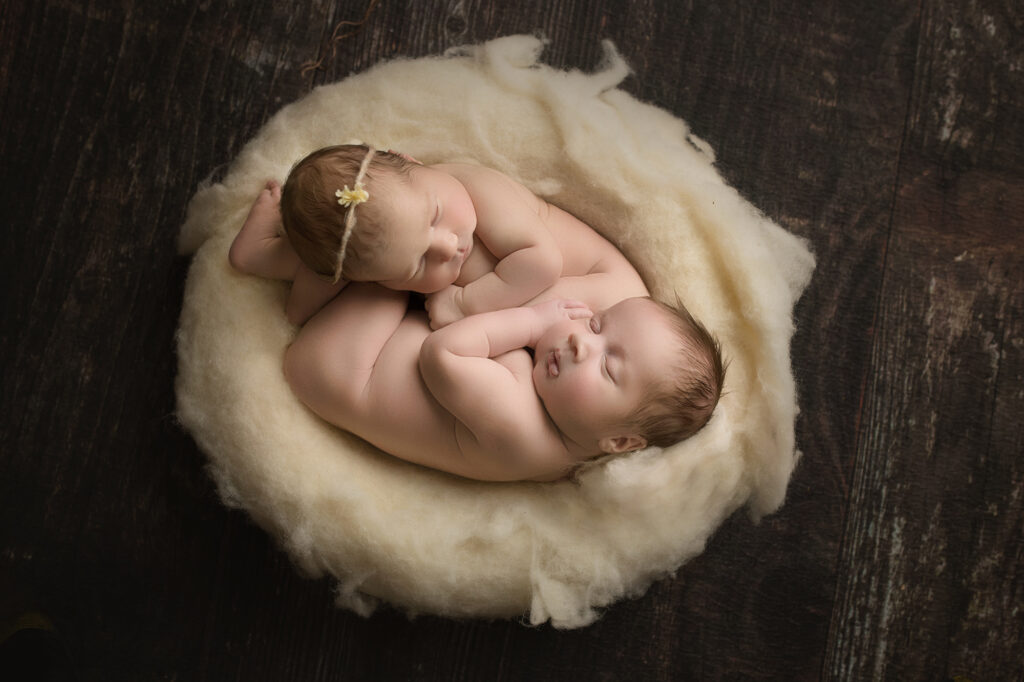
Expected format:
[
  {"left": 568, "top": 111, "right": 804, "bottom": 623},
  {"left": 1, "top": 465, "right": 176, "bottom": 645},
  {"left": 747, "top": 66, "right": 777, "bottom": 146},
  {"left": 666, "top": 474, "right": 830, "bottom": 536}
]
[{"left": 284, "top": 283, "right": 460, "bottom": 464}]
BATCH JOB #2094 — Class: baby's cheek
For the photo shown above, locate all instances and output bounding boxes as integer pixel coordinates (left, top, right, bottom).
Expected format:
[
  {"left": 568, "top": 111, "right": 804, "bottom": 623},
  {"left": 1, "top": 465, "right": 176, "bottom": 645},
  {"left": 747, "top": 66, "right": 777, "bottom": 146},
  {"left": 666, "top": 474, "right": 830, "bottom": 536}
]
[
  {"left": 567, "top": 375, "right": 600, "bottom": 405},
  {"left": 453, "top": 196, "right": 477, "bottom": 233}
]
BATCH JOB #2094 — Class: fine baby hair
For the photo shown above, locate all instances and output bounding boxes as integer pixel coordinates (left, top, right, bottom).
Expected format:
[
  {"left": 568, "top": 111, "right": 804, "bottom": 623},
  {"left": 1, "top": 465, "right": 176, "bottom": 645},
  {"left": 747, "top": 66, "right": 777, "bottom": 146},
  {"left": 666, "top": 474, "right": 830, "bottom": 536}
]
[
  {"left": 629, "top": 297, "right": 726, "bottom": 448},
  {"left": 281, "top": 144, "right": 416, "bottom": 282}
]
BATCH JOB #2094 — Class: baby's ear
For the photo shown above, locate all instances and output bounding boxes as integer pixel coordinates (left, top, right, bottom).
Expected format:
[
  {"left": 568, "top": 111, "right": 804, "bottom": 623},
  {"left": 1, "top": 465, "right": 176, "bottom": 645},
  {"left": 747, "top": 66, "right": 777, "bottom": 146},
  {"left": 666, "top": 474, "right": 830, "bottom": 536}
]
[{"left": 599, "top": 434, "right": 647, "bottom": 454}]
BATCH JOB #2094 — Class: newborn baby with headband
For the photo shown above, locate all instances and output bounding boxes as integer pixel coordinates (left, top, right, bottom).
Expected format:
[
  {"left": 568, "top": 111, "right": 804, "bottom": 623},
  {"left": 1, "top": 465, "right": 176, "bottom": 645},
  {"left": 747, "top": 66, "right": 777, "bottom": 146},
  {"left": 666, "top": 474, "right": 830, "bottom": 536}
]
[{"left": 230, "top": 143, "right": 639, "bottom": 325}]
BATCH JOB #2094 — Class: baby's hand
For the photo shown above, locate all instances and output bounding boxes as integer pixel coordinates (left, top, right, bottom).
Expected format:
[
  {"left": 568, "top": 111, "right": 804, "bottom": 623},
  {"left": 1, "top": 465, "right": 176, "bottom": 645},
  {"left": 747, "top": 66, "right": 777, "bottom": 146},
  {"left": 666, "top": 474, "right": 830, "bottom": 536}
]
[
  {"left": 425, "top": 285, "right": 466, "bottom": 329},
  {"left": 529, "top": 299, "right": 592, "bottom": 346}
]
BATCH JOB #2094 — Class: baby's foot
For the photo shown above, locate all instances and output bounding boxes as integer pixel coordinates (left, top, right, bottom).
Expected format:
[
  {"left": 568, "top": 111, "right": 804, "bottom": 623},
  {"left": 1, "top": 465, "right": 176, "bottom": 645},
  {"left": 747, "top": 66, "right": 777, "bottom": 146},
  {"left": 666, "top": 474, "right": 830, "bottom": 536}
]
[{"left": 242, "top": 179, "right": 282, "bottom": 231}]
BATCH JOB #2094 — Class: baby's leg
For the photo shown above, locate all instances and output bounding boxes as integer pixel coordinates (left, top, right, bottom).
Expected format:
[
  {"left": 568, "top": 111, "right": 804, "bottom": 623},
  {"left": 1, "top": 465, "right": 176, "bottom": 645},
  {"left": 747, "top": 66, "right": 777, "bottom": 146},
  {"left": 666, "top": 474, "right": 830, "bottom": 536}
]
[
  {"left": 285, "top": 283, "right": 471, "bottom": 472},
  {"left": 284, "top": 283, "right": 418, "bottom": 431},
  {"left": 228, "top": 180, "right": 301, "bottom": 280}
]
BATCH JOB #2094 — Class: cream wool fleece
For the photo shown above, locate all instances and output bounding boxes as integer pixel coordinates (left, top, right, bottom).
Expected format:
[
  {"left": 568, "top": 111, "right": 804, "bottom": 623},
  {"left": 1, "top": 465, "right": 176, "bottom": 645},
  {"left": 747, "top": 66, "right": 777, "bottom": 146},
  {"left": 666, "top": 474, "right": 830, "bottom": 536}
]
[{"left": 175, "top": 35, "right": 815, "bottom": 628}]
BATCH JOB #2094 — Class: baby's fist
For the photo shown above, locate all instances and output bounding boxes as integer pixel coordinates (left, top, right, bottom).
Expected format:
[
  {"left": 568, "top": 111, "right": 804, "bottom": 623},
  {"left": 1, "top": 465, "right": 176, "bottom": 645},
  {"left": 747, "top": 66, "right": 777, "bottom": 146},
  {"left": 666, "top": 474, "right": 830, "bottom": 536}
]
[{"left": 425, "top": 285, "right": 466, "bottom": 330}]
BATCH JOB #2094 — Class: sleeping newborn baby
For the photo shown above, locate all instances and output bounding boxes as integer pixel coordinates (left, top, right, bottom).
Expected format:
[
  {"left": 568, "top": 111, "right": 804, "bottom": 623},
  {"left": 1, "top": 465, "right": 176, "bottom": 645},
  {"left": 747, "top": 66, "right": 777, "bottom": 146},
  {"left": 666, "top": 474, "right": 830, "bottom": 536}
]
[
  {"left": 417, "top": 295, "right": 725, "bottom": 479},
  {"left": 284, "top": 286, "right": 725, "bottom": 482},
  {"left": 229, "top": 143, "right": 642, "bottom": 326}
]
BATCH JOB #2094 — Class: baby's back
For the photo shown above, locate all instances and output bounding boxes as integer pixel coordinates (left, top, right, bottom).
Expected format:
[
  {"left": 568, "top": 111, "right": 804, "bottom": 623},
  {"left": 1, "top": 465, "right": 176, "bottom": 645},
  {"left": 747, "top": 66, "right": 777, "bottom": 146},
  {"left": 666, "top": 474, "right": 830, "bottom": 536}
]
[
  {"left": 542, "top": 199, "right": 638, "bottom": 277},
  {"left": 442, "top": 162, "right": 647, "bottom": 310}
]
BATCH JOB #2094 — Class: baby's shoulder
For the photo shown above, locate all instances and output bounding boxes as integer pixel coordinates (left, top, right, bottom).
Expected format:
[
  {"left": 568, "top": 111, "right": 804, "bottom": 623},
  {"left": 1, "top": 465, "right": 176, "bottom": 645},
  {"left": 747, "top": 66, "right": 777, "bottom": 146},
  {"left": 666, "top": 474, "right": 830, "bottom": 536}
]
[
  {"left": 430, "top": 161, "right": 501, "bottom": 183},
  {"left": 433, "top": 163, "right": 538, "bottom": 208},
  {"left": 458, "top": 417, "right": 572, "bottom": 481}
]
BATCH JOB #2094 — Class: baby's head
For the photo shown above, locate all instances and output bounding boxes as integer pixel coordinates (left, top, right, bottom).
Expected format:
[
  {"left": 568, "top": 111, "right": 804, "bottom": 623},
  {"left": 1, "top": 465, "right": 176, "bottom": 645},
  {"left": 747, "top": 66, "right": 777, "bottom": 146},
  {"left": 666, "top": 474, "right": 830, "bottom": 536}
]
[
  {"left": 532, "top": 296, "right": 725, "bottom": 457},
  {"left": 622, "top": 298, "right": 726, "bottom": 447},
  {"left": 281, "top": 144, "right": 476, "bottom": 292}
]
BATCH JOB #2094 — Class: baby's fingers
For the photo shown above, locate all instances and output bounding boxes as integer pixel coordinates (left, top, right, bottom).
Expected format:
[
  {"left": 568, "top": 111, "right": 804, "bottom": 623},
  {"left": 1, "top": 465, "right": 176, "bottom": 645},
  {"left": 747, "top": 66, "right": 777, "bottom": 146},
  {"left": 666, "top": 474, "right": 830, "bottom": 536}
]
[{"left": 561, "top": 300, "right": 592, "bottom": 318}]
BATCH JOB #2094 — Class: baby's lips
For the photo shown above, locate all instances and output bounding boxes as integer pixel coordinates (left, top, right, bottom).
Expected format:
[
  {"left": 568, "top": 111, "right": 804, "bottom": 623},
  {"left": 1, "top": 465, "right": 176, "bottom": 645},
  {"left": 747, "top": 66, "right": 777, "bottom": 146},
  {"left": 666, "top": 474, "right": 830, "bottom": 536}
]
[{"left": 547, "top": 349, "right": 560, "bottom": 377}]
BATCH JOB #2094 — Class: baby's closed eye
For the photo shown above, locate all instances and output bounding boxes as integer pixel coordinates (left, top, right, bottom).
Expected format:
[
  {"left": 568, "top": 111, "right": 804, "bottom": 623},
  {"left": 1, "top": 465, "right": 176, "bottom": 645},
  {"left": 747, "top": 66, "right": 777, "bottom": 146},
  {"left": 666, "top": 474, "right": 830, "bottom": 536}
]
[{"left": 602, "top": 356, "right": 615, "bottom": 382}]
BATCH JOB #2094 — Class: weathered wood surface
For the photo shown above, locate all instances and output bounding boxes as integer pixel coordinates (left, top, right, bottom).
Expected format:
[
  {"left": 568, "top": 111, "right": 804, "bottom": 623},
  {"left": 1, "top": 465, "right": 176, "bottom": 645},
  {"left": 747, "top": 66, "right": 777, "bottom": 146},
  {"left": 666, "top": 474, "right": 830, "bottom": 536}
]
[{"left": 1, "top": 0, "right": 1020, "bottom": 679}]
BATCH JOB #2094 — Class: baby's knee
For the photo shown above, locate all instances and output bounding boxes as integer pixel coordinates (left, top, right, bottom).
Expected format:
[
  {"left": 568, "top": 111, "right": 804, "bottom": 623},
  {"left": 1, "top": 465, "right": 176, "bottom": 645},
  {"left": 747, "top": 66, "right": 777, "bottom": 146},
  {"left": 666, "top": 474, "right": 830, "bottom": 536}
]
[
  {"left": 281, "top": 341, "right": 309, "bottom": 400},
  {"left": 282, "top": 337, "right": 330, "bottom": 404},
  {"left": 282, "top": 337, "right": 365, "bottom": 427}
]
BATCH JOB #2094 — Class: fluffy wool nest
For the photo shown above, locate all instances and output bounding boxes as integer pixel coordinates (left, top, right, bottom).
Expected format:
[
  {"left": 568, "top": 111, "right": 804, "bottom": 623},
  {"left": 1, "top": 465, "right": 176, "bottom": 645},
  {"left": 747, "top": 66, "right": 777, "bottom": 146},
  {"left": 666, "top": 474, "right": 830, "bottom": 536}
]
[{"left": 175, "top": 35, "right": 815, "bottom": 628}]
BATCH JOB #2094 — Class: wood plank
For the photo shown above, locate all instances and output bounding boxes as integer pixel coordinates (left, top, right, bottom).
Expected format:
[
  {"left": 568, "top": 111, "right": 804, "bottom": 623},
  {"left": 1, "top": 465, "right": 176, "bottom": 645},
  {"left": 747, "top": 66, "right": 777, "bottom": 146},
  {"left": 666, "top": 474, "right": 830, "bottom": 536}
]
[{"left": 825, "top": 0, "right": 1024, "bottom": 678}]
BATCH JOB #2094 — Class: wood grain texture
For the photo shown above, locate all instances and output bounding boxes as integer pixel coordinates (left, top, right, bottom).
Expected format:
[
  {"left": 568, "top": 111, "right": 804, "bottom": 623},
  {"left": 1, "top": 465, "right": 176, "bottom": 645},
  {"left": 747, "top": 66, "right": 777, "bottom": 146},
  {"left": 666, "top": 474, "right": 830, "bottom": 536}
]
[
  {"left": 825, "top": 2, "right": 1024, "bottom": 677},
  {"left": 1, "top": 0, "right": 1021, "bottom": 679}
]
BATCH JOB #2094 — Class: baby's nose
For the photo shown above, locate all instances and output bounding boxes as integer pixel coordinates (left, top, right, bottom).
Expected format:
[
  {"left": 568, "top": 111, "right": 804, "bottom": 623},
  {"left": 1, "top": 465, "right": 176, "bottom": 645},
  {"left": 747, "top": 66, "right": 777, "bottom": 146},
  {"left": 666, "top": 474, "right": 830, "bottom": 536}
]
[
  {"left": 569, "top": 333, "right": 588, "bottom": 361},
  {"left": 432, "top": 231, "right": 458, "bottom": 261}
]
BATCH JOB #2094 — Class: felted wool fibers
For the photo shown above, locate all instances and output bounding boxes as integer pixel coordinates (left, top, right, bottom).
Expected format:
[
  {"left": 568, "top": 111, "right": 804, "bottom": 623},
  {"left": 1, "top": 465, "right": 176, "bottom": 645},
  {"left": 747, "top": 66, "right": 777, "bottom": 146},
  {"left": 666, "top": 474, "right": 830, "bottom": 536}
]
[{"left": 175, "top": 35, "right": 815, "bottom": 628}]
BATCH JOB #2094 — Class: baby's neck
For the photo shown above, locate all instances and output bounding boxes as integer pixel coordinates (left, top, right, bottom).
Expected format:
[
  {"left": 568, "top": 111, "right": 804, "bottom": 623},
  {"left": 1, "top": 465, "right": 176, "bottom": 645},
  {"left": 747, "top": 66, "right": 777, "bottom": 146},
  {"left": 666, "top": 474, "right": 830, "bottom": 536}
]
[{"left": 548, "top": 418, "right": 602, "bottom": 465}]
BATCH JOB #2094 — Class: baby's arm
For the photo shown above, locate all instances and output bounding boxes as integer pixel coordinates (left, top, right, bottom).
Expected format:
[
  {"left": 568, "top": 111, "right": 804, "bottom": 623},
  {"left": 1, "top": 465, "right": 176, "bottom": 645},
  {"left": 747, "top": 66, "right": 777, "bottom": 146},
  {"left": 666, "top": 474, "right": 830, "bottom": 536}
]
[
  {"left": 228, "top": 181, "right": 302, "bottom": 280},
  {"left": 229, "top": 181, "right": 348, "bottom": 325},
  {"left": 419, "top": 300, "right": 590, "bottom": 449},
  {"left": 431, "top": 165, "right": 563, "bottom": 325}
]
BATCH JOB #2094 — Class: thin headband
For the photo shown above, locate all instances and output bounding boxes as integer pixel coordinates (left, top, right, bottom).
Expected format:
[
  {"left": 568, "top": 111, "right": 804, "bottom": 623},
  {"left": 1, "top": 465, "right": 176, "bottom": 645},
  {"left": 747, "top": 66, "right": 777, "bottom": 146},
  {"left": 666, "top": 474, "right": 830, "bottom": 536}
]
[{"left": 331, "top": 145, "right": 376, "bottom": 282}]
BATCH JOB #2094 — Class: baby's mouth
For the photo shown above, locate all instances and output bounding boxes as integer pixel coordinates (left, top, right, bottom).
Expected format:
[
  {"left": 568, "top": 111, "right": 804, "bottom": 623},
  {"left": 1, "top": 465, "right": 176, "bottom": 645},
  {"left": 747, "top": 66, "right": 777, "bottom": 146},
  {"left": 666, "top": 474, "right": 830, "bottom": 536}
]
[{"left": 547, "top": 349, "right": 560, "bottom": 377}]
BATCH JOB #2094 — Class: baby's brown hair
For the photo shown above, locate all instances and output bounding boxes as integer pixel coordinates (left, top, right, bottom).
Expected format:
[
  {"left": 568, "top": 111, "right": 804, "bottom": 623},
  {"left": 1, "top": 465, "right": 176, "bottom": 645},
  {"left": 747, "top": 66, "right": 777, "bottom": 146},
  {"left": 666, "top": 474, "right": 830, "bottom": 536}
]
[
  {"left": 627, "top": 298, "right": 726, "bottom": 447},
  {"left": 280, "top": 144, "right": 416, "bottom": 281}
]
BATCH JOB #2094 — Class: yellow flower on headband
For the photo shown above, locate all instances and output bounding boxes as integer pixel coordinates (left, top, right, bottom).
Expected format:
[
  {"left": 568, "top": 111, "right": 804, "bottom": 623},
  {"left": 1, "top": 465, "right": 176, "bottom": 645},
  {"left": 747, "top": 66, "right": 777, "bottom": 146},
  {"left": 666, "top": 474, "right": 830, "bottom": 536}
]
[{"left": 336, "top": 183, "right": 369, "bottom": 207}]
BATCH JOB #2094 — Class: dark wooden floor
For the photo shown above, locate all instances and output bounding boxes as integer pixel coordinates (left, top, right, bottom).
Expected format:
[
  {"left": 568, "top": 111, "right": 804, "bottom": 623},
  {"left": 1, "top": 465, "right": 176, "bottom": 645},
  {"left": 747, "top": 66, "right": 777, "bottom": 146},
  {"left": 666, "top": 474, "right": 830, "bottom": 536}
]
[{"left": 2, "top": 0, "right": 1021, "bottom": 679}]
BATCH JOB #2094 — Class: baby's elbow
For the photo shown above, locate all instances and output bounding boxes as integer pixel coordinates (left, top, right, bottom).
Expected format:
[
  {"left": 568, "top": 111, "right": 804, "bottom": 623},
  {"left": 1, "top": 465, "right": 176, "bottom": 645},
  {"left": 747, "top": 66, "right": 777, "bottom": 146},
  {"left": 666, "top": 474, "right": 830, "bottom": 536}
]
[
  {"left": 538, "top": 246, "right": 563, "bottom": 285},
  {"left": 227, "top": 238, "right": 252, "bottom": 273}
]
